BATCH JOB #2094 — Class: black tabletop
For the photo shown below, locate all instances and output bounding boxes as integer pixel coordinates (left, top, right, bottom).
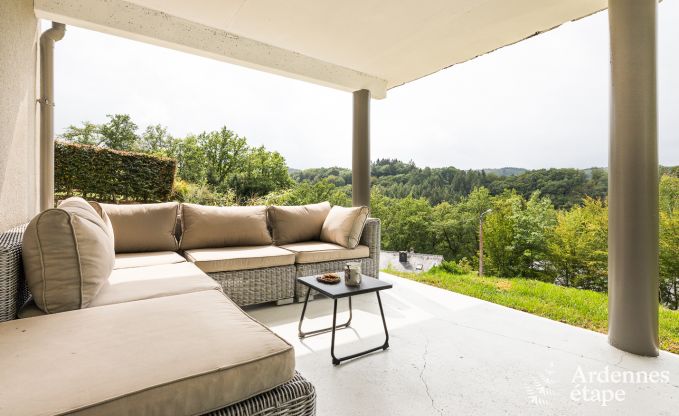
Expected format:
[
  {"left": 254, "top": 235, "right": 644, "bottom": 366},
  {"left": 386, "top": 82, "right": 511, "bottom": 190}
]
[{"left": 297, "top": 274, "right": 392, "bottom": 299}]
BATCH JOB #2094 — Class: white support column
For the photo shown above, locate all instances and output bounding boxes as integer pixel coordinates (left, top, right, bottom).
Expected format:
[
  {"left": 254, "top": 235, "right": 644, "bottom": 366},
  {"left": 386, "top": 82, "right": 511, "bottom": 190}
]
[
  {"left": 607, "top": 0, "right": 659, "bottom": 357},
  {"left": 352, "top": 89, "right": 371, "bottom": 208}
]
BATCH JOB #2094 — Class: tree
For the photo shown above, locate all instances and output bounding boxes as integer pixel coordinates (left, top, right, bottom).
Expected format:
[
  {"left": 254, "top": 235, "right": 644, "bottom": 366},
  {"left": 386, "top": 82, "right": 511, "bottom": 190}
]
[
  {"left": 547, "top": 198, "right": 608, "bottom": 290},
  {"left": 294, "top": 160, "right": 622, "bottom": 209},
  {"left": 201, "top": 127, "right": 248, "bottom": 189},
  {"left": 431, "top": 202, "right": 474, "bottom": 262},
  {"left": 165, "top": 125, "right": 292, "bottom": 201},
  {"left": 230, "top": 146, "right": 293, "bottom": 200},
  {"left": 325, "top": 175, "right": 346, "bottom": 187},
  {"left": 98, "top": 114, "right": 140, "bottom": 150},
  {"left": 430, "top": 187, "right": 493, "bottom": 263},
  {"left": 483, "top": 191, "right": 556, "bottom": 278},
  {"left": 59, "top": 121, "right": 102, "bottom": 146},
  {"left": 511, "top": 192, "right": 557, "bottom": 279},
  {"left": 483, "top": 191, "right": 522, "bottom": 277},
  {"left": 139, "top": 124, "right": 172, "bottom": 154},
  {"left": 259, "top": 180, "right": 350, "bottom": 207},
  {"left": 166, "top": 135, "right": 206, "bottom": 184},
  {"left": 660, "top": 175, "right": 679, "bottom": 309},
  {"left": 59, "top": 114, "right": 140, "bottom": 150},
  {"left": 370, "top": 192, "right": 433, "bottom": 253}
]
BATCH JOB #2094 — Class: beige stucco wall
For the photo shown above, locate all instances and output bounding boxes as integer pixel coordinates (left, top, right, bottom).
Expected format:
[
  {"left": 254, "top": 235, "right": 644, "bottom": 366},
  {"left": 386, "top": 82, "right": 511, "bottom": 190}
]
[{"left": 0, "top": 0, "right": 39, "bottom": 232}]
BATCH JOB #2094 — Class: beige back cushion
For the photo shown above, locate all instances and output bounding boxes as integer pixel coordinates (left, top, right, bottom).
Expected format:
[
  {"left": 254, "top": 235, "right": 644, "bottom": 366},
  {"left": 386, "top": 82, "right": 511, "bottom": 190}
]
[
  {"left": 180, "top": 204, "right": 272, "bottom": 250},
  {"left": 100, "top": 202, "right": 179, "bottom": 253},
  {"left": 88, "top": 201, "right": 115, "bottom": 246},
  {"left": 22, "top": 197, "right": 115, "bottom": 313},
  {"left": 268, "top": 201, "right": 331, "bottom": 245},
  {"left": 320, "top": 206, "right": 370, "bottom": 248}
]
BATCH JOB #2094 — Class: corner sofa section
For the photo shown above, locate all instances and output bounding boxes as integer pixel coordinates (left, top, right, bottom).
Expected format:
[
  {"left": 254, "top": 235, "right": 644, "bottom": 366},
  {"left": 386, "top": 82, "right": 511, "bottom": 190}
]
[
  {"left": 0, "top": 197, "right": 381, "bottom": 415},
  {"left": 0, "top": 198, "right": 316, "bottom": 416}
]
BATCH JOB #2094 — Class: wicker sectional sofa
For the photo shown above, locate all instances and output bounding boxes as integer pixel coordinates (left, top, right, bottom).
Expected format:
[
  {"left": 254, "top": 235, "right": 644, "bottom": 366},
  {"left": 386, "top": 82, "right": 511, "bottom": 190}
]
[
  {"left": 206, "top": 219, "right": 380, "bottom": 305},
  {"left": 0, "top": 198, "right": 380, "bottom": 415},
  {"left": 173, "top": 202, "right": 380, "bottom": 305}
]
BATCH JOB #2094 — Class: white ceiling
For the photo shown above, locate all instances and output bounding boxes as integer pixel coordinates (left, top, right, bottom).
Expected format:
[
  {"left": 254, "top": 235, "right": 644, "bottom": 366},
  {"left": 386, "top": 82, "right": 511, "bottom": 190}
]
[
  {"left": 126, "top": 0, "right": 607, "bottom": 90},
  {"left": 36, "top": 0, "right": 608, "bottom": 97}
]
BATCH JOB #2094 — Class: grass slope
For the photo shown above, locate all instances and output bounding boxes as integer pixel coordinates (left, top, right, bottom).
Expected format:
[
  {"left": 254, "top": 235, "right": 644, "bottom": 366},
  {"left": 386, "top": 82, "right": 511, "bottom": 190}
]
[{"left": 385, "top": 268, "right": 679, "bottom": 355}]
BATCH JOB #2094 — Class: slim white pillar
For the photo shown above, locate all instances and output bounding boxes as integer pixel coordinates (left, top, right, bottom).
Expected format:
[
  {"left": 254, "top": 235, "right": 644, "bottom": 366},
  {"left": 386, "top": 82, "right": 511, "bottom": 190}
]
[
  {"left": 352, "top": 89, "right": 371, "bottom": 207},
  {"left": 608, "top": 0, "right": 659, "bottom": 356}
]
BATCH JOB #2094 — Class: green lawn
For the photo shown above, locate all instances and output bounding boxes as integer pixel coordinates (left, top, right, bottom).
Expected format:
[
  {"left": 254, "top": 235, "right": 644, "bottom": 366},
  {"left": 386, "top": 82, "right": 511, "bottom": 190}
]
[{"left": 384, "top": 268, "right": 679, "bottom": 355}]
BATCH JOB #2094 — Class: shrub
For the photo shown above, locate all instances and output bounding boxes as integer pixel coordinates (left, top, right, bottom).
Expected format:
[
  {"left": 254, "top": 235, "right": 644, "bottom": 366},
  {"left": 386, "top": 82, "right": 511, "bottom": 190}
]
[
  {"left": 55, "top": 141, "right": 176, "bottom": 203},
  {"left": 457, "top": 257, "right": 474, "bottom": 274},
  {"left": 431, "top": 259, "right": 473, "bottom": 275},
  {"left": 172, "top": 179, "right": 236, "bottom": 206}
]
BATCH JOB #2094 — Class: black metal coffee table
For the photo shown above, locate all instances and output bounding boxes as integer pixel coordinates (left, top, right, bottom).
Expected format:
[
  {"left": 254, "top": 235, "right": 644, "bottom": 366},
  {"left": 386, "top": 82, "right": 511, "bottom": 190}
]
[{"left": 297, "top": 274, "right": 392, "bottom": 365}]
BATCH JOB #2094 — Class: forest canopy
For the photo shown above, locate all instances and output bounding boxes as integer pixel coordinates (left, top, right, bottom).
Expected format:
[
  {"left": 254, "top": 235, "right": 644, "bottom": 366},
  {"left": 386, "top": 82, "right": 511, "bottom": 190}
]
[{"left": 59, "top": 115, "right": 679, "bottom": 309}]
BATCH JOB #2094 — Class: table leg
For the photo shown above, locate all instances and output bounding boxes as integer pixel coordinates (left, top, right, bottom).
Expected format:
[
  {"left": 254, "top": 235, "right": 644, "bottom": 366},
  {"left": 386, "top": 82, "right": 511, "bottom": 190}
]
[
  {"left": 331, "top": 299, "right": 340, "bottom": 365},
  {"left": 297, "top": 288, "right": 311, "bottom": 338},
  {"left": 298, "top": 294, "right": 352, "bottom": 339},
  {"left": 376, "top": 291, "right": 390, "bottom": 350},
  {"left": 330, "top": 291, "right": 390, "bottom": 365}
]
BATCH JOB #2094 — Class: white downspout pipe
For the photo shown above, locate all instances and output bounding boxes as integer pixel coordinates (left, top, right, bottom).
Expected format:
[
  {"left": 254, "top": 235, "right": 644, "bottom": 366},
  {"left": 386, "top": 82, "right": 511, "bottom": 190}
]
[{"left": 39, "top": 22, "right": 66, "bottom": 211}]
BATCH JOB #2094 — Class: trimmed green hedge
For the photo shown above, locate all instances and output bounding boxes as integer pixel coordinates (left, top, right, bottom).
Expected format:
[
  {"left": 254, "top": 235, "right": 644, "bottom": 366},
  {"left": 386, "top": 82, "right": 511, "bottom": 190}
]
[{"left": 55, "top": 141, "right": 177, "bottom": 203}]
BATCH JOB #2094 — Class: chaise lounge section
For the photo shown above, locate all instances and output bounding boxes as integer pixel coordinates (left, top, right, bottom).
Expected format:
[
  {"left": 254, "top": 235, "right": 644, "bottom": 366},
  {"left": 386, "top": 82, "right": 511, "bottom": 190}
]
[{"left": 4, "top": 290, "right": 300, "bottom": 415}]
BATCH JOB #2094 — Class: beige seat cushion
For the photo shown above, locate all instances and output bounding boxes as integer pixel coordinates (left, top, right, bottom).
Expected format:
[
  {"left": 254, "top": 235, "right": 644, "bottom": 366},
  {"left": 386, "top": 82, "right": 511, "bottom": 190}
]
[
  {"left": 90, "top": 262, "right": 221, "bottom": 307},
  {"left": 180, "top": 204, "right": 272, "bottom": 249},
  {"left": 1, "top": 291, "right": 295, "bottom": 416},
  {"left": 18, "top": 262, "right": 220, "bottom": 317},
  {"left": 184, "top": 246, "right": 296, "bottom": 273},
  {"left": 114, "top": 251, "right": 186, "bottom": 269},
  {"left": 101, "top": 202, "right": 179, "bottom": 253},
  {"left": 281, "top": 241, "right": 370, "bottom": 264},
  {"left": 268, "top": 201, "right": 331, "bottom": 245},
  {"left": 320, "top": 206, "right": 370, "bottom": 248},
  {"left": 22, "top": 197, "right": 115, "bottom": 313}
]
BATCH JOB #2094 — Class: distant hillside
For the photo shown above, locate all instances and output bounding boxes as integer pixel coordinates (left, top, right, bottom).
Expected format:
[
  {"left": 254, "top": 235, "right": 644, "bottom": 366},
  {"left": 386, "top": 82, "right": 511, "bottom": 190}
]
[
  {"left": 289, "top": 160, "right": 677, "bottom": 209},
  {"left": 483, "top": 167, "right": 527, "bottom": 177},
  {"left": 290, "top": 160, "right": 604, "bottom": 208}
]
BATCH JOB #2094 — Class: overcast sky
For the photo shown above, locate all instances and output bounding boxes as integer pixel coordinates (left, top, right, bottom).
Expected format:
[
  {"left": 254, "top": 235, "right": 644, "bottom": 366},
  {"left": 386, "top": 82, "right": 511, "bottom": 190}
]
[{"left": 53, "top": 1, "right": 678, "bottom": 170}]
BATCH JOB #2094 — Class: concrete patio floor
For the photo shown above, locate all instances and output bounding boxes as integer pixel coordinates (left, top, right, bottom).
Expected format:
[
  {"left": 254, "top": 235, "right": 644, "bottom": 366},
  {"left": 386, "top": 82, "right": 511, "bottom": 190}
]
[{"left": 247, "top": 272, "right": 679, "bottom": 416}]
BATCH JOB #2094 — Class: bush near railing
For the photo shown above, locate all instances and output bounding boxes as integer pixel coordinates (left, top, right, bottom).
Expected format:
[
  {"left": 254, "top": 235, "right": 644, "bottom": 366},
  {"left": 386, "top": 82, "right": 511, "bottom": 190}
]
[{"left": 55, "top": 141, "right": 177, "bottom": 203}]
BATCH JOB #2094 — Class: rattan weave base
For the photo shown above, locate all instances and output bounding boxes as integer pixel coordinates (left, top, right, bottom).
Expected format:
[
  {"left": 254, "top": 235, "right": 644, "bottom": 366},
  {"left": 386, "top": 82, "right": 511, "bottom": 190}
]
[
  {"left": 0, "top": 224, "right": 28, "bottom": 322},
  {"left": 208, "top": 265, "right": 296, "bottom": 306},
  {"left": 204, "top": 371, "right": 316, "bottom": 416}
]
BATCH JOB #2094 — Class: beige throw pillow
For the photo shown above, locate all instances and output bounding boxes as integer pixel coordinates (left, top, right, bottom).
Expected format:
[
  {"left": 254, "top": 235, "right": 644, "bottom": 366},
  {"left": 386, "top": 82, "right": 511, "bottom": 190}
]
[
  {"left": 320, "top": 206, "right": 369, "bottom": 249},
  {"left": 100, "top": 202, "right": 179, "bottom": 253},
  {"left": 180, "top": 204, "right": 272, "bottom": 250},
  {"left": 88, "top": 201, "right": 115, "bottom": 246},
  {"left": 268, "top": 202, "right": 331, "bottom": 245},
  {"left": 22, "top": 197, "right": 115, "bottom": 313}
]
